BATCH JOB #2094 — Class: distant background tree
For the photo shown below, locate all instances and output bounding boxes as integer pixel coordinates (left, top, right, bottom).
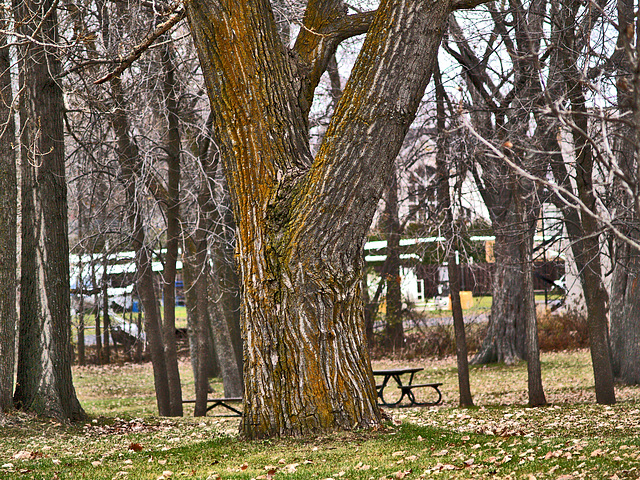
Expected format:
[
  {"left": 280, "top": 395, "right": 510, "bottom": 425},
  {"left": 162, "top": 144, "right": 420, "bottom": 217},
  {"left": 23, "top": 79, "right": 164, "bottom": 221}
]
[
  {"left": 443, "top": 6, "right": 547, "bottom": 367},
  {"left": 434, "top": 65, "right": 473, "bottom": 407}
]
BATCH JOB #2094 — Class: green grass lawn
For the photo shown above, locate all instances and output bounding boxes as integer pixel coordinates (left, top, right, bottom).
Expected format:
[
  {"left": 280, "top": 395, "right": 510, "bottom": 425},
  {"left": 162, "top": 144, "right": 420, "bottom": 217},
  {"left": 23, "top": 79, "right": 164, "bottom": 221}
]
[{"left": 1, "top": 350, "right": 639, "bottom": 479}]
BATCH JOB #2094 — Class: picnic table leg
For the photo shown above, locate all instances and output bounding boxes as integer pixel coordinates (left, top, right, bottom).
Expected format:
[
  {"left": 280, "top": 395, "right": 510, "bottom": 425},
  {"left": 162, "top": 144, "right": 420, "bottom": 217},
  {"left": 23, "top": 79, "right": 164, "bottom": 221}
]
[
  {"left": 377, "top": 375, "right": 408, "bottom": 407},
  {"left": 407, "top": 385, "right": 442, "bottom": 406}
]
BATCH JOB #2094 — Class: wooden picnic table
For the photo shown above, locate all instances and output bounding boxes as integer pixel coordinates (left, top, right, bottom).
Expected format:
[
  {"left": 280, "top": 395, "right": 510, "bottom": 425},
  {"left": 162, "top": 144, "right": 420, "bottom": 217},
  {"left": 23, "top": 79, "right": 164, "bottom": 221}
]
[
  {"left": 373, "top": 367, "right": 442, "bottom": 407},
  {"left": 182, "top": 397, "right": 242, "bottom": 416}
]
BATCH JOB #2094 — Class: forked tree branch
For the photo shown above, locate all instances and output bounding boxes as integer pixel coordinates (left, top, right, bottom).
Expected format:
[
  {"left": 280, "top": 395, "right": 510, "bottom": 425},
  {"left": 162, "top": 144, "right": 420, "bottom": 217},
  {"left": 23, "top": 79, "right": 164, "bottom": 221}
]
[{"left": 94, "top": 7, "right": 186, "bottom": 85}]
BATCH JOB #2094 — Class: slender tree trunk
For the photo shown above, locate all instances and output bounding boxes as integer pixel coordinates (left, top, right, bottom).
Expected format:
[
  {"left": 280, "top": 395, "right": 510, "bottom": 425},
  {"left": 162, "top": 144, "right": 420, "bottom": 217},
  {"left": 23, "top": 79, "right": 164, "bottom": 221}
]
[
  {"left": 136, "top": 237, "right": 171, "bottom": 414},
  {"left": 568, "top": 78, "right": 615, "bottom": 404},
  {"left": 77, "top": 275, "right": 85, "bottom": 366},
  {"left": 160, "top": 41, "right": 184, "bottom": 417},
  {"left": 514, "top": 181, "right": 546, "bottom": 406},
  {"left": 182, "top": 116, "right": 219, "bottom": 417},
  {"left": 0, "top": 14, "right": 16, "bottom": 411},
  {"left": 549, "top": 0, "right": 615, "bottom": 405},
  {"left": 214, "top": 188, "right": 243, "bottom": 374},
  {"left": 182, "top": 254, "right": 214, "bottom": 416},
  {"left": 13, "top": 0, "right": 84, "bottom": 420},
  {"left": 110, "top": 75, "right": 171, "bottom": 414},
  {"left": 383, "top": 166, "right": 404, "bottom": 352},
  {"left": 435, "top": 66, "right": 472, "bottom": 407},
  {"left": 102, "top": 259, "right": 110, "bottom": 364},
  {"left": 208, "top": 274, "right": 243, "bottom": 397},
  {"left": 76, "top": 199, "right": 86, "bottom": 366},
  {"left": 93, "top": 263, "right": 102, "bottom": 364},
  {"left": 189, "top": 125, "right": 243, "bottom": 400},
  {"left": 135, "top": 307, "right": 143, "bottom": 362}
]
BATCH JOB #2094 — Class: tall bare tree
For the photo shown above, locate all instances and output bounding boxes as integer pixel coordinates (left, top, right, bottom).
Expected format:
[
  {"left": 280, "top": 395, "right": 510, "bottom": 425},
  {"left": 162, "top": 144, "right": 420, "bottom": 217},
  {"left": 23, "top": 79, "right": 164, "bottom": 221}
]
[
  {"left": 445, "top": 6, "right": 546, "bottom": 366},
  {"left": 0, "top": 8, "right": 16, "bottom": 412},
  {"left": 608, "top": 0, "right": 640, "bottom": 386},
  {"left": 13, "top": 0, "right": 85, "bottom": 420},
  {"left": 548, "top": 0, "right": 615, "bottom": 404},
  {"left": 434, "top": 65, "right": 474, "bottom": 407}
]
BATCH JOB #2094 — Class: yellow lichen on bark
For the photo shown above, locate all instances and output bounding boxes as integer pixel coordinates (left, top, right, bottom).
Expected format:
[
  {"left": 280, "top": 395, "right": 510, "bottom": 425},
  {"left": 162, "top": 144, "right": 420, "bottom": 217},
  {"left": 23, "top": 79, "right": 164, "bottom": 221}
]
[{"left": 185, "top": 0, "right": 455, "bottom": 438}]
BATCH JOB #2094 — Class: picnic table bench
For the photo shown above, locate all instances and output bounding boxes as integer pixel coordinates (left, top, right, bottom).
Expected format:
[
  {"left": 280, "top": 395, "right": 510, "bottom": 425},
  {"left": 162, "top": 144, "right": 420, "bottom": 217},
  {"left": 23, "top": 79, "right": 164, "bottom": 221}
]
[
  {"left": 373, "top": 367, "right": 442, "bottom": 407},
  {"left": 182, "top": 397, "right": 242, "bottom": 416}
]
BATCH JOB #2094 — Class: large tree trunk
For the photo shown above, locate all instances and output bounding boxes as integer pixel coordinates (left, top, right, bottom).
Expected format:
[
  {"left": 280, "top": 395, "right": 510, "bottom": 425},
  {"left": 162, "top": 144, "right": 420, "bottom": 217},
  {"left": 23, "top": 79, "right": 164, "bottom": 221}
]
[
  {"left": 13, "top": 0, "right": 84, "bottom": 420},
  {"left": 473, "top": 207, "right": 527, "bottom": 365},
  {"left": 0, "top": 14, "right": 16, "bottom": 411},
  {"left": 609, "top": 0, "right": 640, "bottom": 385},
  {"left": 449, "top": 4, "right": 547, "bottom": 368},
  {"left": 610, "top": 241, "right": 640, "bottom": 384},
  {"left": 186, "top": 0, "right": 454, "bottom": 438}
]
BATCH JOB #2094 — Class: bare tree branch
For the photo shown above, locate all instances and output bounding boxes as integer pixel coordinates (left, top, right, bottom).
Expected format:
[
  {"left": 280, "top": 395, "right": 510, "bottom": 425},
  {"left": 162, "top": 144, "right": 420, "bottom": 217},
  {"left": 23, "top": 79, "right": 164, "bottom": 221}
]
[
  {"left": 462, "top": 115, "right": 640, "bottom": 253},
  {"left": 94, "top": 7, "right": 185, "bottom": 85}
]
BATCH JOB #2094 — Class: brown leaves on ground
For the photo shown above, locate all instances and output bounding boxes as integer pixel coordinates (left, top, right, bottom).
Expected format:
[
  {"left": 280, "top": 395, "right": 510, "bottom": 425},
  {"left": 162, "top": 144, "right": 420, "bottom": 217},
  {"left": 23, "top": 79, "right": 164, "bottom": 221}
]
[{"left": 84, "top": 418, "right": 160, "bottom": 436}]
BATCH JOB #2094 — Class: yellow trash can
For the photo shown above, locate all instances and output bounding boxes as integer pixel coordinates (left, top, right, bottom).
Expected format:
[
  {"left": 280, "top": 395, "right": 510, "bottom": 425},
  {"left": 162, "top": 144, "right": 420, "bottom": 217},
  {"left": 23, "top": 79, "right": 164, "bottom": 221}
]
[{"left": 447, "top": 291, "right": 473, "bottom": 310}]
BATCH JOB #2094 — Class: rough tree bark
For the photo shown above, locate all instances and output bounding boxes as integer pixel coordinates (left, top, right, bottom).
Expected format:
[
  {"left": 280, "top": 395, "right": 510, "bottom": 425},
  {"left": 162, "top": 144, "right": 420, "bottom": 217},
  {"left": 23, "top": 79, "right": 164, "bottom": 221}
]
[
  {"left": 0, "top": 12, "right": 16, "bottom": 411},
  {"left": 13, "top": 0, "right": 85, "bottom": 420},
  {"left": 609, "top": 0, "right": 640, "bottom": 385},
  {"left": 185, "top": 0, "right": 463, "bottom": 438},
  {"left": 472, "top": 189, "right": 528, "bottom": 365}
]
